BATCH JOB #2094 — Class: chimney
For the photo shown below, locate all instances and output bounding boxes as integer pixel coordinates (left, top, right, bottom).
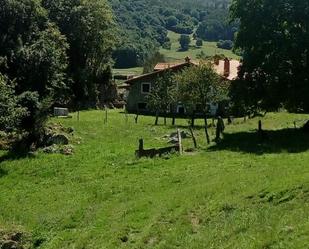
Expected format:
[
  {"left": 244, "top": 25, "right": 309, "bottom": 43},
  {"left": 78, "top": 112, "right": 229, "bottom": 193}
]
[
  {"left": 185, "top": 56, "right": 191, "bottom": 63},
  {"left": 224, "top": 58, "right": 230, "bottom": 77}
]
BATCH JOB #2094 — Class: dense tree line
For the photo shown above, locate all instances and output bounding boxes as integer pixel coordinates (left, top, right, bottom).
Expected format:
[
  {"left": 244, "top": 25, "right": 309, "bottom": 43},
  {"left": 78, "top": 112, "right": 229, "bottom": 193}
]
[
  {"left": 230, "top": 0, "right": 309, "bottom": 115},
  {"left": 110, "top": 0, "right": 234, "bottom": 68},
  {"left": 0, "top": 0, "right": 115, "bottom": 151}
]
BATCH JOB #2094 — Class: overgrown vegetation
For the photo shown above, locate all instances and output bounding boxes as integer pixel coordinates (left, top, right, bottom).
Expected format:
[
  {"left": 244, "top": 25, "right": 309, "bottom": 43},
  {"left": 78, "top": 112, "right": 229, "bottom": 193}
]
[{"left": 0, "top": 0, "right": 116, "bottom": 151}]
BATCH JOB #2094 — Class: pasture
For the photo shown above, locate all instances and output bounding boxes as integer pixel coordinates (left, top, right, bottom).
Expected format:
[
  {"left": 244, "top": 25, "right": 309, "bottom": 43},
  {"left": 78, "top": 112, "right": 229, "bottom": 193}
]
[{"left": 0, "top": 111, "right": 309, "bottom": 248}]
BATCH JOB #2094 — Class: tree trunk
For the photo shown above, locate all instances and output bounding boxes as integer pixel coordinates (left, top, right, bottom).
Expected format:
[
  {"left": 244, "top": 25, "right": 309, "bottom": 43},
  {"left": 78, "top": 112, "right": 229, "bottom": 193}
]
[
  {"left": 155, "top": 111, "right": 159, "bottom": 125},
  {"left": 191, "top": 111, "right": 195, "bottom": 127},
  {"left": 189, "top": 126, "right": 197, "bottom": 148},
  {"left": 204, "top": 117, "right": 210, "bottom": 144},
  {"left": 172, "top": 116, "right": 176, "bottom": 126}
]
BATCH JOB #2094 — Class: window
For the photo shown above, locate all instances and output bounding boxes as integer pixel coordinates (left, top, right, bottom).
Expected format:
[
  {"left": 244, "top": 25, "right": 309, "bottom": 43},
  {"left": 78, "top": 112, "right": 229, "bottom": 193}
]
[
  {"left": 141, "top": 82, "right": 151, "bottom": 94},
  {"left": 138, "top": 103, "right": 147, "bottom": 110}
]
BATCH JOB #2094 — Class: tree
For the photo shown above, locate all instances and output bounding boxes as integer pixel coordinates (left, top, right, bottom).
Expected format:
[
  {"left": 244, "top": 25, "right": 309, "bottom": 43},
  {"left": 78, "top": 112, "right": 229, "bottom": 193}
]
[
  {"left": 166, "top": 16, "right": 178, "bottom": 29},
  {"left": 230, "top": 0, "right": 309, "bottom": 113},
  {"left": 42, "top": 0, "right": 116, "bottom": 107},
  {"left": 0, "top": 0, "right": 69, "bottom": 151},
  {"left": 179, "top": 34, "right": 191, "bottom": 51},
  {"left": 217, "top": 40, "right": 233, "bottom": 50},
  {"left": 143, "top": 52, "right": 166, "bottom": 74},
  {"left": 196, "top": 38, "right": 203, "bottom": 47},
  {"left": 0, "top": 74, "right": 26, "bottom": 132},
  {"left": 175, "top": 63, "right": 229, "bottom": 143},
  {"left": 147, "top": 71, "right": 176, "bottom": 125}
]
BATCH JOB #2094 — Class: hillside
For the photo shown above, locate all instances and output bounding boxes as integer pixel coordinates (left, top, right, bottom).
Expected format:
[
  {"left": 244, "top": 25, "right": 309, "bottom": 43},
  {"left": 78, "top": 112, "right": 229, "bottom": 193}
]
[
  {"left": 110, "top": 0, "right": 236, "bottom": 68},
  {"left": 161, "top": 31, "right": 239, "bottom": 62},
  {"left": 1, "top": 111, "right": 309, "bottom": 248}
]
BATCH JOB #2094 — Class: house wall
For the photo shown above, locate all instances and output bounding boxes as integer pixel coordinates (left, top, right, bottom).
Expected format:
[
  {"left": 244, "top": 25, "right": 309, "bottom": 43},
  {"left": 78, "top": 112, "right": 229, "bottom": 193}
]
[
  {"left": 126, "top": 78, "right": 156, "bottom": 113},
  {"left": 126, "top": 78, "right": 221, "bottom": 117}
]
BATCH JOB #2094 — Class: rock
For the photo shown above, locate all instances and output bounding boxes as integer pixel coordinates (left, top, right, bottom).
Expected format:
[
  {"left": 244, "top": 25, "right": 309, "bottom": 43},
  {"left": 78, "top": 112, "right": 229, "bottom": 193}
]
[
  {"left": 61, "top": 145, "right": 74, "bottom": 156},
  {"left": 42, "top": 145, "right": 59, "bottom": 154},
  {"left": 9, "top": 233, "right": 22, "bottom": 242},
  {"left": 168, "top": 137, "right": 179, "bottom": 144},
  {"left": 1, "top": 240, "right": 20, "bottom": 249},
  {"left": 47, "top": 134, "right": 69, "bottom": 145}
]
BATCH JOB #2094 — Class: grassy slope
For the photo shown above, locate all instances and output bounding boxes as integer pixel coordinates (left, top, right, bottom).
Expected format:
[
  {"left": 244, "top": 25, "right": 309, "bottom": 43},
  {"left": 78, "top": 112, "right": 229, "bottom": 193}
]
[
  {"left": 113, "top": 67, "right": 144, "bottom": 77},
  {"left": 113, "top": 31, "right": 240, "bottom": 77},
  {"left": 0, "top": 111, "right": 309, "bottom": 249},
  {"left": 160, "top": 31, "right": 240, "bottom": 62}
]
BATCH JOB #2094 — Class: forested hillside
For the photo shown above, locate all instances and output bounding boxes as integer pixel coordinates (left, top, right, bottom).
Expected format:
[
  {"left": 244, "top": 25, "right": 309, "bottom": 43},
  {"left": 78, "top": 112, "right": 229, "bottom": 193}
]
[{"left": 110, "top": 0, "right": 237, "bottom": 68}]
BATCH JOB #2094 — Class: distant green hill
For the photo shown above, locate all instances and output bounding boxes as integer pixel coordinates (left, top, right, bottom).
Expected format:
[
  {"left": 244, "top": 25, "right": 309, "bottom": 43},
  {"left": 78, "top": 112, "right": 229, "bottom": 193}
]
[{"left": 109, "top": 0, "right": 236, "bottom": 68}]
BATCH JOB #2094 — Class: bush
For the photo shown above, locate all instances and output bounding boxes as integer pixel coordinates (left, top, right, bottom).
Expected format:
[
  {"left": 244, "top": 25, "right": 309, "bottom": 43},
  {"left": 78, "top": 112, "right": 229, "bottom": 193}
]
[
  {"left": 196, "top": 38, "right": 203, "bottom": 47},
  {"left": 162, "top": 41, "right": 172, "bottom": 50},
  {"left": 179, "top": 34, "right": 191, "bottom": 51},
  {"left": 0, "top": 74, "right": 26, "bottom": 132},
  {"left": 217, "top": 40, "right": 234, "bottom": 50}
]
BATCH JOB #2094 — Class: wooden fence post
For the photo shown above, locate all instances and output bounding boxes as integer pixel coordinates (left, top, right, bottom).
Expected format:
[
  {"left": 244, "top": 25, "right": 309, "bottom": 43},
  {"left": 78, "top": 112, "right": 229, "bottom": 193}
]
[
  {"left": 189, "top": 126, "right": 197, "bottom": 149},
  {"left": 139, "top": 139, "right": 144, "bottom": 151},
  {"left": 177, "top": 129, "right": 183, "bottom": 155}
]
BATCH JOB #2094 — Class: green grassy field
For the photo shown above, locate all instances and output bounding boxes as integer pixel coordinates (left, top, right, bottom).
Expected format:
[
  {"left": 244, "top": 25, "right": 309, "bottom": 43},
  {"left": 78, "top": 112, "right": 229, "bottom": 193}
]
[
  {"left": 113, "top": 67, "right": 144, "bottom": 77},
  {"left": 160, "top": 31, "right": 240, "bottom": 62},
  {"left": 1, "top": 111, "right": 309, "bottom": 248},
  {"left": 112, "top": 31, "right": 240, "bottom": 78}
]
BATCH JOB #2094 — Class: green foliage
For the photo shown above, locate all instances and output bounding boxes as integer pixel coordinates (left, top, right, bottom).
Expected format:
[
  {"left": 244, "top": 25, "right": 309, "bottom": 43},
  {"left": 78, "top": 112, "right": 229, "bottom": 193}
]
[
  {"left": 110, "top": 0, "right": 234, "bottom": 67},
  {"left": 196, "top": 38, "right": 203, "bottom": 47},
  {"left": 147, "top": 70, "right": 176, "bottom": 114},
  {"left": 0, "top": 74, "right": 26, "bottom": 132},
  {"left": 0, "top": 0, "right": 70, "bottom": 151},
  {"left": 179, "top": 34, "right": 191, "bottom": 51},
  {"left": 175, "top": 63, "right": 229, "bottom": 114},
  {"left": 217, "top": 39, "right": 233, "bottom": 50},
  {"left": 230, "top": 0, "right": 309, "bottom": 113},
  {"left": 143, "top": 52, "right": 166, "bottom": 74},
  {"left": 0, "top": 0, "right": 69, "bottom": 98},
  {"left": 195, "top": 10, "right": 238, "bottom": 41},
  {"left": 42, "top": 0, "right": 116, "bottom": 106}
]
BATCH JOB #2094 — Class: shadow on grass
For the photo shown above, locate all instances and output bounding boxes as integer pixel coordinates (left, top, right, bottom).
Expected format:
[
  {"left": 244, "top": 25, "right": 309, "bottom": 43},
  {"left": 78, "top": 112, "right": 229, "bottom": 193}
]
[
  {"left": 0, "top": 167, "right": 8, "bottom": 178},
  {"left": 0, "top": 151, "right": 32, "bottom": 164},
  {"left": 209, "top": 128, "right": 309, "bottom": 154}
]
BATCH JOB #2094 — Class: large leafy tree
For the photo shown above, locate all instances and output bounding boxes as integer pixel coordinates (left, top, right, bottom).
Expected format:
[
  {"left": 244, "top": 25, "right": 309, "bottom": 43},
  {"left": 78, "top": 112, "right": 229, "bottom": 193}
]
[
  {"left": 0, "top": 74, "right": 26, "bottom": 132},
  {"left": 175, "top": 63, "right": 229, "bottom": 143},
  {"left": 230, "top": 0, "right": 309, "bottom": 113},
  {"left": 147, "top": 70, "right": 176, "bottom": 125},
  {"left": 0, "top": 0, "right": 69, "bottom": 101},
  {"left": 0, "top": 0, "right": 69, "bottom": 150},
  {"left": 42, "top": 0, "right": 116, "bottom": 107}
]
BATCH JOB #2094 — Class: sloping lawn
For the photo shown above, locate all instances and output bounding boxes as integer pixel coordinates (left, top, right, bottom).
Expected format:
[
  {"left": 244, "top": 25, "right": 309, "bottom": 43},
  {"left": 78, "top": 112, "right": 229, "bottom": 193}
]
[
  {"left": 160, "top": 31, "right": 240, "bottom": 62},
  {"left": 0, "top": 111, "right": 309, "bottom": 248}
]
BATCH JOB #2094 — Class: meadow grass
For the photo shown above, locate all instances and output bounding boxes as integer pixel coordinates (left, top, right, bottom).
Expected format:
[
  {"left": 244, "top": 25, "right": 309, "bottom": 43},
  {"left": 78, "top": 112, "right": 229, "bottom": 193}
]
[
  {"left": 160, "top": 31, "right": 240, "bottom": 62},
  {"left": 0, "top": 110, "right": 309, "bottom": 248},
  {"left": 113, "top": 67, "right": 144, "bottom": 77}
]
